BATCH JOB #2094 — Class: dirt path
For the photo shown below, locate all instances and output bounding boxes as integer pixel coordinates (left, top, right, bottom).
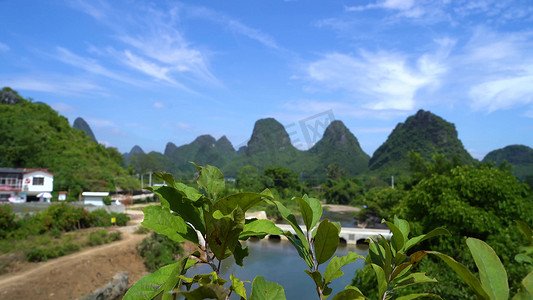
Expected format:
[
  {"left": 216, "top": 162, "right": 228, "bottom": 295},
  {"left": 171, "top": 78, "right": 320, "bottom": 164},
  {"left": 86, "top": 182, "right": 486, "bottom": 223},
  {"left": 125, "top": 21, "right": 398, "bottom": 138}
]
[
  {"left": 322, "top": 204, "right": 361, "bottom": 213},
  {"left": 0, "top": 210, "right": 148, "bottom": 300}
]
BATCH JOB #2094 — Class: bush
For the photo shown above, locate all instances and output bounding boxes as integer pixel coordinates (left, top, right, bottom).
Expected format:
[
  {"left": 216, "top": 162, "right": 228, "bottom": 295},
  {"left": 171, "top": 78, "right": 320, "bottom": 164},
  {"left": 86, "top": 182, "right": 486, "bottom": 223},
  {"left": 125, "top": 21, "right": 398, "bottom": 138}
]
[
  {"left": 86, "top": 230, "right": 122, "bottom": 246},
  {"left": 89, "top": 209, "right": 129, "bottom": 227},
  {"left": 25, "top": 242, "right": 80, "bottom": 262},
  {"left": 87, "top": 230, "right": 109, "bottom": 246},
  {"left": 0, "top": 205, "right": 16, "bottom": 238},
  {"left": 42, "top": 203, "right": 91, "bottom": 231},
  {"left": 136, "top": 232, "right": 183, "bottom": 272},
  {"left": 103, "top": 196, "right": 112, "bottom": 206}
]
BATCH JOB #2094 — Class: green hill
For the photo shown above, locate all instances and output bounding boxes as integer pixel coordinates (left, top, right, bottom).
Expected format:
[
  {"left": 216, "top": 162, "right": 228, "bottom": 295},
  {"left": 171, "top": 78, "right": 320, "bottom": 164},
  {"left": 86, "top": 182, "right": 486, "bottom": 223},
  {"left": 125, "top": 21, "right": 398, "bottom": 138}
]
[
  {"left": 308, "top": 120, "right": 369, "bottom": 176},
  {"left": 482, "top": 145, "right": 533, "bottom": 180},
  {"left": 0, "top": 87, "right": 138, "bottom": 197},
  {"left": 164, "top": 135, "right": 238, "bottom": 176},
  {"left": 369, "top": 110, "right": 476, "bottom": 176}
]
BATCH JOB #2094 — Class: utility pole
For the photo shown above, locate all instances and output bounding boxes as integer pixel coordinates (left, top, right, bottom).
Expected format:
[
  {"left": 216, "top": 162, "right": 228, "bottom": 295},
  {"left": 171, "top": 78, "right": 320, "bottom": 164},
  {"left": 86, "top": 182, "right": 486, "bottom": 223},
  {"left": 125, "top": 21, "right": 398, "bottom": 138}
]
[{"left": 391, "top": 176, "right": 395, "bottom": 189}]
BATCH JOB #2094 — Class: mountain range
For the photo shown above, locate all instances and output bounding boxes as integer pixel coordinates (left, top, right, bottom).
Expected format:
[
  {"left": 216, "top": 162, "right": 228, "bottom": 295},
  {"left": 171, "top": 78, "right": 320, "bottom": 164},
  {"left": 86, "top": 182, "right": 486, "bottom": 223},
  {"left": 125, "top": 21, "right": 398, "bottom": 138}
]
[{"left": 116, "top": 109, "right": 531, "bottom": 181}]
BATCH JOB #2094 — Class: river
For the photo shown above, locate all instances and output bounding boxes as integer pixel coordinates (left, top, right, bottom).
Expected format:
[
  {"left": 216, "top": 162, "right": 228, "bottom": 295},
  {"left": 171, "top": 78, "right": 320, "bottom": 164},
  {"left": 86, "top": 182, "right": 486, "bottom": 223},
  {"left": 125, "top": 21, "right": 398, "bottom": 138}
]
[{"left": 185, "top": 238, "right": 368, "bottom": 299}]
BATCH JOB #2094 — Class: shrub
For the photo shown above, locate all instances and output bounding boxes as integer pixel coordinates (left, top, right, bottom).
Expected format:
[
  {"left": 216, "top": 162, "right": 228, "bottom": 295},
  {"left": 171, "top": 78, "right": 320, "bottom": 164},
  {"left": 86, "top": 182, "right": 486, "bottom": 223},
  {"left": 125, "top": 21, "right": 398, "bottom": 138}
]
[
  {"left": 108, "top": 231, "right": 122, "bottom": 242},
  {"left": 88, "top": 209, "right": 111, "bottom": 227},
  {"left": 110, "top": 212, "right": 130, "bottom": 226},
  {"left": 87, "top": 230, "right": 108, "bottom": 246},
  {"left": 25, "top": 242, "right": 80, "bottom": 262},
  {"left": 136, "top": 232, "right": 183, "bottom": 272},
  {"left": 0, "top": 205, "right": 16, "bottom": 238},
  {"left": 103, "top": 196, "right": 112, "bottom": 206}
]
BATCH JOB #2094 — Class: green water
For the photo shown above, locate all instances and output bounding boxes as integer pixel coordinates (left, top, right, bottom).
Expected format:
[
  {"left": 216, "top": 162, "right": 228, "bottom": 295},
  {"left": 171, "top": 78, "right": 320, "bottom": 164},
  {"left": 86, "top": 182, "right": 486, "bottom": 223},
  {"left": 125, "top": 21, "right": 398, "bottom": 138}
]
[{"left": 186, "top": 238, "right": 368, "bottom": 299}]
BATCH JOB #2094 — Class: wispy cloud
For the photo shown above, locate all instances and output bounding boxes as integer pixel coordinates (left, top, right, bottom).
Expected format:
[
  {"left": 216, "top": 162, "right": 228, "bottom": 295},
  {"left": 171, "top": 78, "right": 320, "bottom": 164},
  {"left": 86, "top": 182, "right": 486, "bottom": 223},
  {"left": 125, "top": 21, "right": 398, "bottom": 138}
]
[
  {"left": 54, "top": 47, "right": 142, "bottom": 86},
  {"left": 67, "top": 0, "right": 109, "bottom": 20},
  {"left": 68, "top": 0, "right": 221, "bottom": 92},
  {"left": 186, "top": 6, "right": 279, "bottom": 50},
  {"left": 0, "top": 75, "right": 106, "bottom": 96},
  {"left": 0, "top": 42, "right": 9, "bottom": 52},
  {"left": 301, "top": 40, "right": 451, "bottom": 110},
  {"left": 456, "top": 28, "right": 533, "bottom": 112}
]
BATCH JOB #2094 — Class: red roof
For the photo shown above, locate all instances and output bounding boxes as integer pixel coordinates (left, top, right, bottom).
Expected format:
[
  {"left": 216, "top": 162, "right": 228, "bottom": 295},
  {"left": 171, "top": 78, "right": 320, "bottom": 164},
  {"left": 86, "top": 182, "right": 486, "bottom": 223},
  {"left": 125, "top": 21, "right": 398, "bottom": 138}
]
[{"left": 19, "top": 168, "right": 55, "bottom": 176}]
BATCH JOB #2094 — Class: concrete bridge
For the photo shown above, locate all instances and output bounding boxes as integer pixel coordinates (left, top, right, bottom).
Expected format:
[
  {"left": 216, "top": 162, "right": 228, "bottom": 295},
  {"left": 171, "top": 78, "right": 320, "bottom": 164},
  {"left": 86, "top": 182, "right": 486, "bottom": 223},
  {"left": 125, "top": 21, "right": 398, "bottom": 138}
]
[
  {"left": 273, "top": 224, "right": 392, "bottom": 245},
  {"left": 244, "top": 211, "right": 392, "bottom": 245}
]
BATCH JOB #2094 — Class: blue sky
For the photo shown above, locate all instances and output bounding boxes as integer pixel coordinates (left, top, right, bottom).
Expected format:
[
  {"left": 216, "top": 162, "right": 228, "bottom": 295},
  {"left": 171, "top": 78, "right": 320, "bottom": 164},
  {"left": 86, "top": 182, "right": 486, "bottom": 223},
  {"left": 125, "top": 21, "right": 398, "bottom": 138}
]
[{"left": 1, "top": 0, "right": 532, "bottom": 160}]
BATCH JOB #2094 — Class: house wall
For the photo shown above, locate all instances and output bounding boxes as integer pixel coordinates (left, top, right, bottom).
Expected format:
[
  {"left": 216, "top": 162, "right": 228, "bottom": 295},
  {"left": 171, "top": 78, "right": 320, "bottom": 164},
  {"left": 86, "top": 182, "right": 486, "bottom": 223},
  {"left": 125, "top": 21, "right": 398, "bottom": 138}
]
[
  {"left": 84, "top": 196, "right": 104, "bottom": 206},
  {"left": 22, "top": 171, "right": 53, "bottom": 195}
]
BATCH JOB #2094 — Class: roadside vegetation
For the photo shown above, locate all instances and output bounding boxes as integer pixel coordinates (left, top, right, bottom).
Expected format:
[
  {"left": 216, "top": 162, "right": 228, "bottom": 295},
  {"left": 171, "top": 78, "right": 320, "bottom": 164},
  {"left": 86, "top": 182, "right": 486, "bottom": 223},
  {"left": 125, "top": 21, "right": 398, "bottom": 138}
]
[{"left": 0, "top": 203, "right": 129, "bottom": 271}]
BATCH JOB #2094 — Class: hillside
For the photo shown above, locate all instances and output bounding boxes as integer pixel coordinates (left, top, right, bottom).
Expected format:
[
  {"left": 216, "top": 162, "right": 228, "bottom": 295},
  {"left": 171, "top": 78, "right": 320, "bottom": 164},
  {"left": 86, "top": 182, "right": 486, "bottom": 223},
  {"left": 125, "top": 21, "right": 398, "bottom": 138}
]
[
  {"left": 482, "top": 145, "right": 533, "bottom": 180},
  {"left": 369, "top": 110, "right": 476, "bottom": 176},
  {"left": 164, "top": 135, "right": 238, "bottom": 176},
  {"left": 308, "top": 120, "right": 370, "bottom": 176},
  {"left": 0, "top": 88, "right": 138, "bottom": 196}
]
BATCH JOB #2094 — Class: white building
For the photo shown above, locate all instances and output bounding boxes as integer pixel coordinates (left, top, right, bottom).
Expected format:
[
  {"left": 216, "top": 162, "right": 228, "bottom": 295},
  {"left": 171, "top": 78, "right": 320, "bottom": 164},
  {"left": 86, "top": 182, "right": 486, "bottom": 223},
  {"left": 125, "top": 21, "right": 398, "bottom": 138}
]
[
  {"left": 0, "top": 168, "right": 54, "bottom": 202},
  {"left": 82, "top": 192, "right": 110, "bottom": 206}
]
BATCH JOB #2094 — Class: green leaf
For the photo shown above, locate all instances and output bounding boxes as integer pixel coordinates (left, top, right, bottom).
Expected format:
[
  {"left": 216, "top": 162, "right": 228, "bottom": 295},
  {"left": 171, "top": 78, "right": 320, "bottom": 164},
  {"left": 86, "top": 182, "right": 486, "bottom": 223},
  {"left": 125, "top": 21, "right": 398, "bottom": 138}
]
[
  {"left": 250, "top": 276, "right": 286, "bottom": 300},
  {"left": 428, "top": 251, "right": 490, "bottom": 299},
  {"left": 396, "top": 293, "right": 442, "bottom": 300},
  {"left": 150, "top": 185, "right": 205, "bottom": 234},
  {"left": 522, "top": 270, "right": 533, "bottom": 296},
  {"left": 384, "top": 220, "right": 405, "bottom": 252},
  {"left": 123, "top": 262, "right": 180, "bottom": 299},
  {"left": 394, "top": 216, "right": 410, "bottom": 241},
  {"left": 273, "top": 200, "right": 310, "bottom": 251},
  {"left": 175, "top": 182, "right": 203, "bottom": 202},
  {"left": 331, "top": 288, "right": 367, "bottom": 300},
  {"left": 180, "top": 284, "right": 228, "bottom": 300},
  {"left": 239, "top": 219, "right": 284, "bottom": 239},
  {"left": 233, "top": 241, "right": 249, "bottom": 267},
  {"left": 305, "top": 270, "right": 324, "bottom": 288},
  {"left": 162, "top": 255, "right": 195, "bottom": 300},
  {"left": 371, "top": 263, "right": 388, "bottom": 300},
  {"left": 296, "top": 197, "right": 314, "bottom": 232},
  {"left": 153, "top": 171, "right": 177, "bottom": 188},
  {"left": 193, "top": 163, "right": 225, "bottom": 200},
  {"left": 304, "top": 194, "right": 323, "bottom": 229},
  {"left": 404, "top": 227, "right": 450, "bottom": 252},
  {"left": 231, "top": 274, "right": 248, "bottom": 300},
  {"left": 393, "top": 272, "right": 437, "bottom": 290},
  {"left": 466, "top": 238, "right": 509, "bottom": 300},
  {"left": 314, "top": 219, "right": 340, "bottom": 265},
  {"left": 141, "top": 205, "right": 198, "bottom": 244},
  {"left": 323, "top": 252, "right": 364, "bottom": 285},
  {"left": 205, "top": 206, "right": 246, "bottom": 260},
  {"left": 288, "top": 236, "right": 314, "bottom": 269},
  {"left": 216, "top": 192, "right": 268, "bottom": 215}
]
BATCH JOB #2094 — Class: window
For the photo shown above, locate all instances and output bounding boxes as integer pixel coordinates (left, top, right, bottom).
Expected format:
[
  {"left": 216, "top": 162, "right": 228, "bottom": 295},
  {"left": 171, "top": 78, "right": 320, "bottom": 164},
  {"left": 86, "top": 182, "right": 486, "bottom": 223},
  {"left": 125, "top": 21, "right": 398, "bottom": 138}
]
[{"left": 33, "top": 177, "right": 44, "bottom": 186}]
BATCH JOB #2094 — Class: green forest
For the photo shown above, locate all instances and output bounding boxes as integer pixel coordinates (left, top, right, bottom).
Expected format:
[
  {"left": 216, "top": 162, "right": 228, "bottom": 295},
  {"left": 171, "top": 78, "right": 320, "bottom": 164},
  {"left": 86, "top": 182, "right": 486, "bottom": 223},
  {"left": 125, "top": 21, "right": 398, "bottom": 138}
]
[{"left": 0, "top": 87, "right": 138, "bottom": 199}]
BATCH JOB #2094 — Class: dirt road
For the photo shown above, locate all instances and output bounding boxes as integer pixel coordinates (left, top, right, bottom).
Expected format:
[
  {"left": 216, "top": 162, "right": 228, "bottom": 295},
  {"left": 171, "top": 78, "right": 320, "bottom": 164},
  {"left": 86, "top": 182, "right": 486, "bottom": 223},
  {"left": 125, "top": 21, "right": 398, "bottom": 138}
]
[{"left": 0, "top": 210, "right": 148, "bottom": 300}]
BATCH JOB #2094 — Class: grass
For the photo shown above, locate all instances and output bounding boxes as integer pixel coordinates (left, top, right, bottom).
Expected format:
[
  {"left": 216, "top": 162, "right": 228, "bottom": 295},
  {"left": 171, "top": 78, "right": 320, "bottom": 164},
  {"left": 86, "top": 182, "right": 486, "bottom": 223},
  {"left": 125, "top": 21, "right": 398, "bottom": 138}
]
[{"left": 0, "top": 228, "right": 124, "bottom": 274}]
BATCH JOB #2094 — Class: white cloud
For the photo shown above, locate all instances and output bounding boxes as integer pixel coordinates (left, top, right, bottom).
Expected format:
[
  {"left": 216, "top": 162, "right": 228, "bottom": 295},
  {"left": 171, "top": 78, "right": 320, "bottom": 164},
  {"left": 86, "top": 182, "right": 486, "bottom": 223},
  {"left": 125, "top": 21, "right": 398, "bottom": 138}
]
[
  {"left": 0, "top": 42, "right": 9, "bottom": 52},
  {"left": 51, "top": 102, "right": 76, "bottom": 113},
  {"left": 67, "top": 0, "right": 109, "bottom": 20},
  {"left": 456, "top": 28, "right": 533, "bottom": 112},
  {"left": 177, "top": 122, "right": 190, "bottom": 129},
  {"left": 469, "top": 74, "right": 533, "bottom": 112},
  {"left": 86, "top": 118, "right": 115, "bottom": 128},
  {"left": 153, "top": 102, "right": 165, "bottom": 109},
  {"left": 303, "top": 43, "right": 449, "bottom": 110}
]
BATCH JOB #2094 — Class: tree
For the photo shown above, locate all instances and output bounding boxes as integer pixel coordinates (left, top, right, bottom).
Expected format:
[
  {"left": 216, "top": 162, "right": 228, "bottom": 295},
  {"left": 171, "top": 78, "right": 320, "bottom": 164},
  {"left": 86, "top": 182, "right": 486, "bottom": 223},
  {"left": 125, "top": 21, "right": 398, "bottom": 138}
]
[
  {"left": 398, "top": 163, "right": 533, "bottom": 297},
  {"left": 264, "top": 166, "right": 299, "bottom": 190}
]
